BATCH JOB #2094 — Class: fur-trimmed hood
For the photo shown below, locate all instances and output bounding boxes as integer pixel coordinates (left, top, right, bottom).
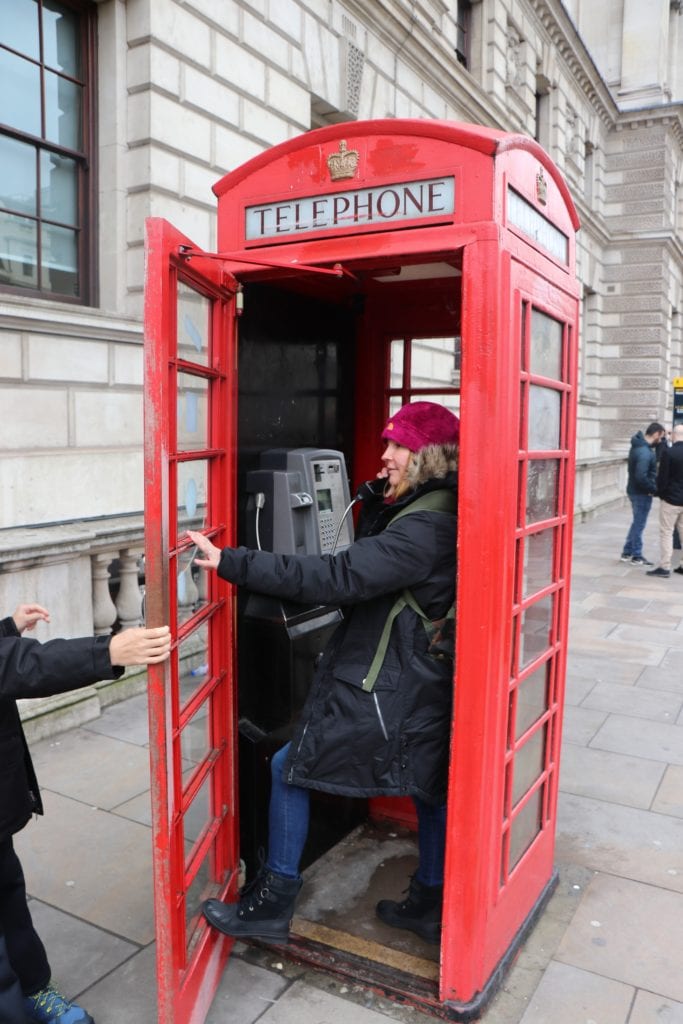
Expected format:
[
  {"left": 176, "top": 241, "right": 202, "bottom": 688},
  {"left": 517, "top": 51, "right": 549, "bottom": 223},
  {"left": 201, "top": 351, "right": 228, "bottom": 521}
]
[{"left": 406, "top": 443, "right": 458, "bottom": 489}]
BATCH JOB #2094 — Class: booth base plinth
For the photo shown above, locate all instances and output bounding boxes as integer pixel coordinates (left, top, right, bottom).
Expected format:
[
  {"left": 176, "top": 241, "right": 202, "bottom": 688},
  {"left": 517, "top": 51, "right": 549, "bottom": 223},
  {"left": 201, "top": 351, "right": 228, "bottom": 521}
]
[
  {"left": 441, "top": 868, "right": 560, "bottom": 1020},
  {"left": 247, "top": 822, "right": 559, "bottom": 1020}
]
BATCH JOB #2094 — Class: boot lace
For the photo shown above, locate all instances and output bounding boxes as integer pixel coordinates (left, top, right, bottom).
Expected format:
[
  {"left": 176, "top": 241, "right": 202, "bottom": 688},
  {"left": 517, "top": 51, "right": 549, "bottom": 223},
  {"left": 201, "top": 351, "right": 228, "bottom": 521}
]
[
  {"left": 27, "top": 983, "right": 73, "bottom": 1016},
  {"left": 238, "top": 849, "right": 272, "bottom": 915}
]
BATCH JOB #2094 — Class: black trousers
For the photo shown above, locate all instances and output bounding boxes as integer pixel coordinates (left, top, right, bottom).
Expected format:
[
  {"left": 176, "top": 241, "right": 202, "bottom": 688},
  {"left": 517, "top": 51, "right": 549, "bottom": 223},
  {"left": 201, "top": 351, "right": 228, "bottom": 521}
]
[{"left": 0, "top": 837, "right": 50, "bottom": 1023}]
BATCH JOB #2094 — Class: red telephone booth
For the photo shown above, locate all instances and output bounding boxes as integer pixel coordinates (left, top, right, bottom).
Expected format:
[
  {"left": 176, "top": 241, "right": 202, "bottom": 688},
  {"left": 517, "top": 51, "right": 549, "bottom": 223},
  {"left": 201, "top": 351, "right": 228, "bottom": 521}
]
[{"left": 143, "top": 119, "right": 580, "bottom": 1023}]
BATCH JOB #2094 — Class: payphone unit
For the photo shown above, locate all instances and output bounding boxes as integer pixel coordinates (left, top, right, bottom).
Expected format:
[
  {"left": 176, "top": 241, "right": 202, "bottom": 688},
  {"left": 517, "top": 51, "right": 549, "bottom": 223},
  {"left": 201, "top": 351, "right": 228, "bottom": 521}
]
[
  {"left": 245, "top": 448, "right": 353, "bottom": 556},
  {"left": 242, "top": 447, "right": 353, "bottom": 637}
]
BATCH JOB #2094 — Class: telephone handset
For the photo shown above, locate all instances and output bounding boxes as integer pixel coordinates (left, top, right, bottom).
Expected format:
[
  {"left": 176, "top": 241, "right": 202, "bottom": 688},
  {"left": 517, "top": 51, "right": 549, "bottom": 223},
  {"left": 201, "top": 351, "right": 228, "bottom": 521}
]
[{"left": 246, "top": 448, "right": 353, "bottom": 555}]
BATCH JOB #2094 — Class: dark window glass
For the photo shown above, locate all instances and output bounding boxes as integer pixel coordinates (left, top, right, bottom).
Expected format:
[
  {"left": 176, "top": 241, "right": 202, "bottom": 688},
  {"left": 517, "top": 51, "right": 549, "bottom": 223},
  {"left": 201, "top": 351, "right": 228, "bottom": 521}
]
[
  {"left": 0, "top": 0, "right": 95, "bottom": 302},
  {"left": 455, "top": 1, "right": 472, "bottom": 69}
]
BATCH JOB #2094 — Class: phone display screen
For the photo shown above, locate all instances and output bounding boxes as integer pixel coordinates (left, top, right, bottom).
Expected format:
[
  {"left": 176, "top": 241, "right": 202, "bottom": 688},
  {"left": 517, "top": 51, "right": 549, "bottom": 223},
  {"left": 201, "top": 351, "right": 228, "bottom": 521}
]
[{"left": 316, "top": 488, "right": 333, "bottom": 512}]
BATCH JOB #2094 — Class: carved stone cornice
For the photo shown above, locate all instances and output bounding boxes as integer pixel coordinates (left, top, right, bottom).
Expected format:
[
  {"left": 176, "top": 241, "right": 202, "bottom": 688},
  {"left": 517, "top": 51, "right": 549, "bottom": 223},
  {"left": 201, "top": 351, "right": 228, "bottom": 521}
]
[
  {"left": 613, "top": 106, "right": 683, "bottom": 148},
  {"left": 526, "top": 0, "right": 617, "bottom": 127}
]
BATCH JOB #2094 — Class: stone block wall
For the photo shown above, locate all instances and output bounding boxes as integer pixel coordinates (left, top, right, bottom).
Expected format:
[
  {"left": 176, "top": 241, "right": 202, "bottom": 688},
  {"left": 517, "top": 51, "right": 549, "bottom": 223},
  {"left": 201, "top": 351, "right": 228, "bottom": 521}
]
[
  {"left": 0, "top": 298, "right": 144, "bottom": 528},
  {"left": 598, "top": 117, "right": 683, "bottom": 444}
]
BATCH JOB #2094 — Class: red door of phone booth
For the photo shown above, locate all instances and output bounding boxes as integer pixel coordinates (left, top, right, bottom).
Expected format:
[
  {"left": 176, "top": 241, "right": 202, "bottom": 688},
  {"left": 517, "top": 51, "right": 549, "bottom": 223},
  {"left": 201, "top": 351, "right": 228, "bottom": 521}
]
[
  {"left": 144, "top": 120, "right": 579, "bottom": 1022},
  {"left": 144, "top": 219, "right": 239, "bottom": 1024}
]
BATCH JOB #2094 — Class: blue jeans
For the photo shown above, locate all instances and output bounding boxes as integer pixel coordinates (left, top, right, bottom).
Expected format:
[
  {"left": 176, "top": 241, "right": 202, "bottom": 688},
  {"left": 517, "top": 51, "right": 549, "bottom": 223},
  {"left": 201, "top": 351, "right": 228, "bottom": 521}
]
[
  {"left": 266, "top": 743, "right": 447, "bottom": 887},
  {"left": 622, "top": 494, "right": 652, "bottom": 558}
]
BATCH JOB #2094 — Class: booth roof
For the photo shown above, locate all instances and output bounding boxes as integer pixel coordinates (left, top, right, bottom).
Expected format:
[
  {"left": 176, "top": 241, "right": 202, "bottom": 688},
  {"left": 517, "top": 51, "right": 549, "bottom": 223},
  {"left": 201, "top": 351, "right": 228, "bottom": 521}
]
[{"left": 211, "top": 118, "right": 579, "bottom": 231}]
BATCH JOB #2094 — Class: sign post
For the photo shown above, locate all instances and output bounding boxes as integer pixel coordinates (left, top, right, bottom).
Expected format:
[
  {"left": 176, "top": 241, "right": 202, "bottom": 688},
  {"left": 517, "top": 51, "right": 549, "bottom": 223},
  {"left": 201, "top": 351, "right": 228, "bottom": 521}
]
[{"left": 673, "top": 377, "right": 683, "bottom": 426}]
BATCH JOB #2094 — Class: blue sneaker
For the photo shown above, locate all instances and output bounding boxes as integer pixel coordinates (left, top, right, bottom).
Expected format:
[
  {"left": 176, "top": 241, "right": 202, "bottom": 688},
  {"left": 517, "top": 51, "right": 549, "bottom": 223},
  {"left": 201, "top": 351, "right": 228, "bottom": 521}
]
[{"left": 24, "top": 984, "right": 94, "bottom": 1024}]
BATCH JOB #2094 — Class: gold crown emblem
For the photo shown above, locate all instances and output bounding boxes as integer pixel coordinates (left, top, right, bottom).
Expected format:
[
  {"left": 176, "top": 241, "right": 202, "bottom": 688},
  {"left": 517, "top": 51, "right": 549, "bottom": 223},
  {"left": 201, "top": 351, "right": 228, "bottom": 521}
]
[
  {"left": 326, "top": 140, "right": 359, "bottom": 181},
  {"left": 536, "top": 168, "right": 548, "bottom": 206}
]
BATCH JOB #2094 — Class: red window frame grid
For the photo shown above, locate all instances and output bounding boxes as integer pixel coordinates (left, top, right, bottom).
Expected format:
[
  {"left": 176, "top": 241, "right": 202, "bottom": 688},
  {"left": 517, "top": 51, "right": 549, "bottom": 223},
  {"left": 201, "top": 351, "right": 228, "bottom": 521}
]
[
  {"left": 501, "top": 298, "right": 573, "bottom": 884},
  {"left": 163, "top": 264, "right": 234, "bottom": 975},
  {"left": 385, "top": 332, "right": 461, "bottom": 409}
]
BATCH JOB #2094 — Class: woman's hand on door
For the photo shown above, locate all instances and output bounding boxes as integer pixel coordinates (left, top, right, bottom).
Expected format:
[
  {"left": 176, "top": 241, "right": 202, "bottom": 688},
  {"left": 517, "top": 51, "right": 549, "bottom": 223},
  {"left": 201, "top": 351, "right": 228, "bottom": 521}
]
[{"left": 187, "top": 530, "right": 221, "bottom": 570}]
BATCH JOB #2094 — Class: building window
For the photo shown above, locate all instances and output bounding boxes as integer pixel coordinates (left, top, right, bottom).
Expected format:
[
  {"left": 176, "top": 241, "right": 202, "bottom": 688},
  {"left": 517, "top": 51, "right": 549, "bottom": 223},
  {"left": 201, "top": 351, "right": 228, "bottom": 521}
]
[
  {"left": 535, "top": 79, "right": 550, "bottom": 148},
  {"left": 0, "top": 0, "right": 96, "bottom": 303},
  {"left": 455, "top": 1, "right": 472, "bottom": 69}
]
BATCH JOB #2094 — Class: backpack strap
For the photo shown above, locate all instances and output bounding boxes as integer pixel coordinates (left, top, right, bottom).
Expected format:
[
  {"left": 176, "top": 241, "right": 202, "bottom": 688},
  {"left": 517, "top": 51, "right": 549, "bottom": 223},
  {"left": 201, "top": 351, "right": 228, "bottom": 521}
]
[
  {"left": 388, "top": 488, "right": 456, "bottom": 523},
  {"left": 361, "top": 489, "right": 456, "bottom": 693}
]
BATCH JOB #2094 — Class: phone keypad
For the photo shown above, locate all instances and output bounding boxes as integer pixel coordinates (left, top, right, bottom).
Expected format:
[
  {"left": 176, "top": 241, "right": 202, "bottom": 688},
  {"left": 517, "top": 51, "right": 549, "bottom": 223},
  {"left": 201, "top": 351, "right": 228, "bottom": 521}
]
[{"left": 319, "top": 512, "right": 336, "bottom": 553}]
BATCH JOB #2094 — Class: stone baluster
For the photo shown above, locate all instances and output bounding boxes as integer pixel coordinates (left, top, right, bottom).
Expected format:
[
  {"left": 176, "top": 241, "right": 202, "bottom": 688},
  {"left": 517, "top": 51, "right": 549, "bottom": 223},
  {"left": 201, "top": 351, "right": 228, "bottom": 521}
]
[
  {"left": 177, "top": 555, "right": 199, "bottom": 615},
  {"left": 91, "top": 553, "right": 117, "bottom": 636},
  {"left": 116, "top": 548, "right": 144, "bottom": 628},
  {"left": 195, "top": 561, "right": 208, "bottom": 605}
]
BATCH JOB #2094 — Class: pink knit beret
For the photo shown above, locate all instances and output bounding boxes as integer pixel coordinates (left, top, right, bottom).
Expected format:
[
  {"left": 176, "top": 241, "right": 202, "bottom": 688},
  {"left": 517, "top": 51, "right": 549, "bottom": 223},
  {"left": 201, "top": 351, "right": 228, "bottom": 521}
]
[{"left": 381, "top": 401, "right": 460, "bottom": 451}]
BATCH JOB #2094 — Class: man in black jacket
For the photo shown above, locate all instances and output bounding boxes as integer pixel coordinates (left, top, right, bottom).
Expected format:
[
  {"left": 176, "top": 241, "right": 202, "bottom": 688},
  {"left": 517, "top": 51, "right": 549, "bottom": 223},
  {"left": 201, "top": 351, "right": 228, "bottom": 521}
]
[
  {"left": 0, "top": 605, "right": 170, "bottom": 1024},
  {"left": 647, "top": 424, "right": 683, "bottom": 578},
  {"left": 620, "top": 421, "right": 666, "bottom": 565}
]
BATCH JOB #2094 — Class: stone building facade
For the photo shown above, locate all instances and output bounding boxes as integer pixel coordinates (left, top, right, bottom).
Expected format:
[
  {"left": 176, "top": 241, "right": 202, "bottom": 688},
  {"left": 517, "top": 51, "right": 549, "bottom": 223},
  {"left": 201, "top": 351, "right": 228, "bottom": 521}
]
[{"left": 0, "top": 0, "right": 682, "bottom": 713}]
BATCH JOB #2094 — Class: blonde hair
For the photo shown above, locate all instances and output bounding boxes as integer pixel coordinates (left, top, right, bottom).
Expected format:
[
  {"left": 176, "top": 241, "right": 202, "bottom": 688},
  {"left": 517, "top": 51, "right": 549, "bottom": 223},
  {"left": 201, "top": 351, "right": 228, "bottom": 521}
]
[{"left": 388, "top": 443, "right": 458, "bottom": 500}]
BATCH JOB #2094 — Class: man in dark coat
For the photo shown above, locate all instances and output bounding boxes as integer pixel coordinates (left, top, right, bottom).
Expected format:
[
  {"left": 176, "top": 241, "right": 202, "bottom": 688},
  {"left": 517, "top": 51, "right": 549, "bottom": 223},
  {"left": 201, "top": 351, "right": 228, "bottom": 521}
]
[
  {"left": 647, "top": 423, "right": 683, "bottom": 578},
  {"left": 190, "top": 401, "right": 459, "bottom": 946},
  {"left": 0, "top": 605, "right": 170, "bottom": 1024},
  {"left": 620, "top": 421, "right": 666, "bottom": 565}
]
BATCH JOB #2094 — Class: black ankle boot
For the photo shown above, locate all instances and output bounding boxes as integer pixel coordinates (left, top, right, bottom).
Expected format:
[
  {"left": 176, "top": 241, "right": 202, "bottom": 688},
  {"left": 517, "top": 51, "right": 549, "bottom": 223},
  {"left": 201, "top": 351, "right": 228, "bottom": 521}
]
[
  {"left": 376, "top": 875, "right": 443, "bottom": 944},
  {"left": 203, "top": 868, "right": 302, "bottom": 940}
]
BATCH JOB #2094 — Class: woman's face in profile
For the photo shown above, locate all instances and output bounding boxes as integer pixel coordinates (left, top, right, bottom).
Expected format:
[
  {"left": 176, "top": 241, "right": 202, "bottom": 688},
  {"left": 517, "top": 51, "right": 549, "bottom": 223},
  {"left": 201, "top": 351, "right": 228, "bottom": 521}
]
[{"left": 381, "top": 440, "right": 412, "bottom": 490}]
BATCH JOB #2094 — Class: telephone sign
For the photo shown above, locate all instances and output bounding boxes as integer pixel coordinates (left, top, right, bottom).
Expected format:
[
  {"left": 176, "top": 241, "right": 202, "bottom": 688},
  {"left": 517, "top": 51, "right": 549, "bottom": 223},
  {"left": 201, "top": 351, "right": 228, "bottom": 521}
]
[{"left": 245, "top": 175, "right": 455, "bottom": 241}]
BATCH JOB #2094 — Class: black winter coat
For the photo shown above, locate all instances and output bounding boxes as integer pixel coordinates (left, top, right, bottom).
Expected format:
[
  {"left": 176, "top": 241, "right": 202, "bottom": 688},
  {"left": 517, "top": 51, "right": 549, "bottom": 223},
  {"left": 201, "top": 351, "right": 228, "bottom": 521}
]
[
  {"left": 657, "top": 442, "right": 683, "bottom": 506},
  {"left": 0, "top": 617, "right": 122, "bottom": 840},
  {"left": 626, "top": 432, "right": 657, "bottom": 496},
  {"left": 218, "top": 475, "right": 457, "bottom": 804}
]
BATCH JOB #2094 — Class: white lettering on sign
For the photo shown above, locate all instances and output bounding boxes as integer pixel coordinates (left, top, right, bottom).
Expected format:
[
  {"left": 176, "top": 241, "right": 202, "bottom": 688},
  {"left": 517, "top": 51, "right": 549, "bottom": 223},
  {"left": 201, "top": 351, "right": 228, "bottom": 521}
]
[
  {"left": 245, "top": 177, "right": 455, "bottom": 241},
  {"left": 507, "top": 187, "right": 568, "bottom": 264}
]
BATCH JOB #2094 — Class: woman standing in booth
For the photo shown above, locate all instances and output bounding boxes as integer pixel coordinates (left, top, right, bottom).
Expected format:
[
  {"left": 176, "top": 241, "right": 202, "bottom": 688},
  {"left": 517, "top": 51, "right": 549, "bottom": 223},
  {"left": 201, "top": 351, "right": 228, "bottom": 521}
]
[{"left": 189, "top": 401, "right": 458, "bottom": 945}]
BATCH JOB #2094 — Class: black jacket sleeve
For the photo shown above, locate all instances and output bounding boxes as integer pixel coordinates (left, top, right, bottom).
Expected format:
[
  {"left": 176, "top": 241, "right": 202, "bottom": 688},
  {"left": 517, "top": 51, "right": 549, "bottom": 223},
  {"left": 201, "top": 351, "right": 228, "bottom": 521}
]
[
  {"left": 656, "top": 447, "right": 670, "bottom": 498},
  {"left": 0, "top": 616, "right": 20, "bottom": 639},
  {"left": 0, "top": 633, "right": 122, "bottom": 701},
  {"left": 217, "top": 511, "right": 446, "bottom": 605}
]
